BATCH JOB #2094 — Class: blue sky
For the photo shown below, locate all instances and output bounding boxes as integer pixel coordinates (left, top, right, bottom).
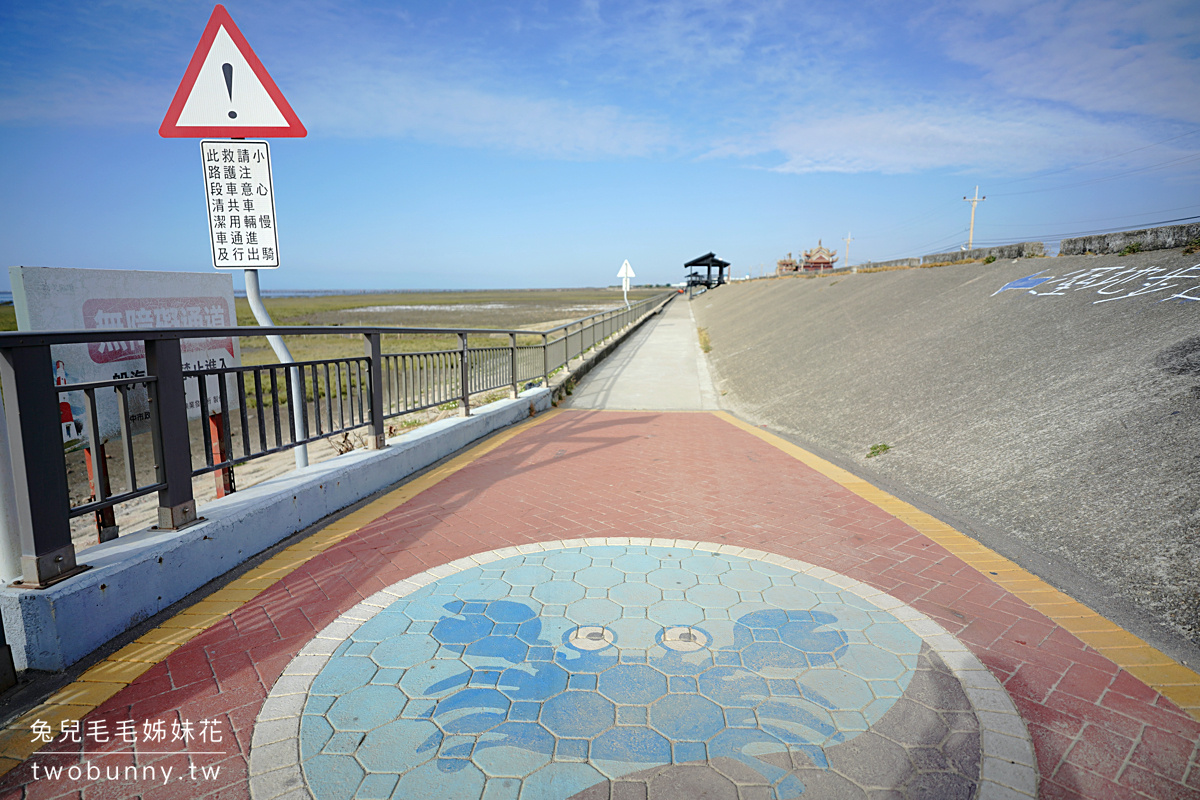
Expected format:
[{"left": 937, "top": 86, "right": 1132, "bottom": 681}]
[{"left": 2, "top": 0, "right": 1199, "bottom": 290}]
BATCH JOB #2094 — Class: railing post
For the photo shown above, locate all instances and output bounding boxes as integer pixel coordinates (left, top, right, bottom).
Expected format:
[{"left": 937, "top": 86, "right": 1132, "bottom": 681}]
[
  {"left": 564, "top": 327, "right": 573, "bottom": 376},
  {"left": 145, "top": 339, "right": 197, "bottom": 531},
  {"left": 364, "top": 333, "right": 385, "bottom": 449},
  {"left": 509, "top": 333, "right": 519, "bottom": 399},
  {"left": 542, "top": 333, "right": 549, "bottom": 388},
  {"left": 0, "top": 343, "right": 87, "bottom": 587},
  {"left": 457, "top": 333, "right": 471, "bottom": 417}
]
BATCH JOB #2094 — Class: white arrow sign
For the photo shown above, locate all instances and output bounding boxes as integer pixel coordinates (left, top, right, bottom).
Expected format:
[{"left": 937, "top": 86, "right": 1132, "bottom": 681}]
[{"left": 617, "top": 259, "right": 635, "bottom": 306}]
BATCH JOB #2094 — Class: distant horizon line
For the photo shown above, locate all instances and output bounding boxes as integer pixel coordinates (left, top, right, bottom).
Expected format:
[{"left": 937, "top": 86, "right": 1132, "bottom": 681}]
[
  {"left": 0, "top": 285, "right": 677, "bottom": 303},
  {"left": 229, "top": 285, "right": 672, "bottom": 297}
]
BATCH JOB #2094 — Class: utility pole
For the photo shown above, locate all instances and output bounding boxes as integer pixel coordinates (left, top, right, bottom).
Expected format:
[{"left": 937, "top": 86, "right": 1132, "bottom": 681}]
[
  {"left": 843, "top": 232, "right": 854, "bottom": 273},
  {"left": 963, "top": 186, "right": 985, "bottom": 250}
]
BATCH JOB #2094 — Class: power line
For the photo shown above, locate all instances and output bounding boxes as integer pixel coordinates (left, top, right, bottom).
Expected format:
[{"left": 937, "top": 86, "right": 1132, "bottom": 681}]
[
  {"left": 873, "top": 227, "right": 968, "bottom": 263},
  {"left": 988, "top": 127, "right": 1200, "bottom": 189},
  {"left": 969, "top": 214, "right": 1200, "bottom": 245},
  {"left": 983, "top": 204, "right": 1200, "bottom": 229},
  {"left": 991, "top": 152, "right": 1200, "bottom": 197}
]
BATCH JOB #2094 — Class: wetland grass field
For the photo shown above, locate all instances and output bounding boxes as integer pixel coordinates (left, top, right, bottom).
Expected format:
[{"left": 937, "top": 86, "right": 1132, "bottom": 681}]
[{"left": 0, "top": 286, "right": 662, "bottom": 365}]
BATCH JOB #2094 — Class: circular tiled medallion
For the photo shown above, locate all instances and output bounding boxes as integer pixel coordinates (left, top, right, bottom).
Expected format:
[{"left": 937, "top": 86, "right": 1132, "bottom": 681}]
[{"left": 250, "top": 540, "right": 1037, "bottom": 800}]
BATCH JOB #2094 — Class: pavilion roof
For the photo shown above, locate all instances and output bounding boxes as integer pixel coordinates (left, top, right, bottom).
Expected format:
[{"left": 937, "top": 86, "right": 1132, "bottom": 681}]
[{"left": 684, "top": 252, "right": 730, "bottom": 269}]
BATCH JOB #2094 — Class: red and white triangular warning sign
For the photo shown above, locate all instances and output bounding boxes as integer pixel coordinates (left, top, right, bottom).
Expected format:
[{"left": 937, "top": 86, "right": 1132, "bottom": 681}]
[{"left": 160, "top": 5, "right": 306, "bottom": 138}]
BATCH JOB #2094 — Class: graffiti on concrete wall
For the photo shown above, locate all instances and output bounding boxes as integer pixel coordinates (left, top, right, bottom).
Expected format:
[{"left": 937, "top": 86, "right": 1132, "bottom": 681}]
[{"left": 992, "top": 264, "right": 1200, "bottom": 304}]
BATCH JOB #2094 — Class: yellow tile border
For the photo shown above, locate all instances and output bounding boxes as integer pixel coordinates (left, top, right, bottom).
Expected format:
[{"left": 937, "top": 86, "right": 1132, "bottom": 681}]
[
  {"left": 712, "top": 410, "right": 1200, "bottom": 721},
  {"left": 0, "top": 408, "right": 563, "bottom": 774}
]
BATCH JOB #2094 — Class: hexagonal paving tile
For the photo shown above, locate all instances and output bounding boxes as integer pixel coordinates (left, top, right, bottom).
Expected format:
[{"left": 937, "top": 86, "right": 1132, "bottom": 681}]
[
  {"left": 646, "top": 567, "right": 699, "bottom": 591},
  {"left": 574, "top": 565, "right": 625, "bottom": 589},
  {"left": 531, "top": 579, "right": 585, "bottom": 605},
  {"left": 597, "top": 664, "right": 669, "bottom": 705},
  {"left": 649, "top": 694, "right": 725, "bottom": 741},
  {"left": 681, "top": 554, "right": 731, "bottom": 575},
  {"left": 609, "top": 581, "right": 662, "bottom": 606},
  {"left": 470, "top": 721, "right": 555, "bottom": 778},
  {"left": 541, "top": 691, "right": 616, "bottom": 738},
  {"left": 565, "top": 597, "right": 623, "bottom": 625},
  {"left": 326, "top": 685, "right": 408, "bottom": 732},
  {"left": 502, "top": 565, "right": 553, "bottom": 586},
  {"left": 718, "top": 568, "right": 773, "bottom": 592},
  {"left": 647, "top": 599, "right": 705, "bottom": 626},
  {"left": 684, "top": 583, "right": 741, "bottom": 609}
]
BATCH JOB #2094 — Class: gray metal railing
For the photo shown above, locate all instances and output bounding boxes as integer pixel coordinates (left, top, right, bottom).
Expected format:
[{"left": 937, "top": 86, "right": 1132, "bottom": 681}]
[{"left": 0, "top": 292, "right": 674, "bottom": 588}]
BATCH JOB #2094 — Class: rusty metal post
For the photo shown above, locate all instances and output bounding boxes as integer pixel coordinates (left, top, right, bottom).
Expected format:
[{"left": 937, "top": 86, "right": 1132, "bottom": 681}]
[
  {"left": 208, "top": 413, "right": 235, "bottom": 497},
  {"left": 83, "top": 442, "right": 119, "bottom": 542}
]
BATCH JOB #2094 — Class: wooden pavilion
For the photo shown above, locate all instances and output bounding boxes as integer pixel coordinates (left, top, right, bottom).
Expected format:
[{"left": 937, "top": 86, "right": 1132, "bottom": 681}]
[{"left": 684, "top": 253, "right": 730, "bottom": 289}]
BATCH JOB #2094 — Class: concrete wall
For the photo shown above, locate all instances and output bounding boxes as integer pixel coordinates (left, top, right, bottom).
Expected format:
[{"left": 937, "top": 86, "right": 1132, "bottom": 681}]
[
  {"left": 1059, "top": 223, "right": 1200, "bottom": 256},
  {"left": 922, "top": 241, "right": 1044, "bottom": 265},
  {"left": 859, "top": 258, "right": 920, "bottom": 269}
]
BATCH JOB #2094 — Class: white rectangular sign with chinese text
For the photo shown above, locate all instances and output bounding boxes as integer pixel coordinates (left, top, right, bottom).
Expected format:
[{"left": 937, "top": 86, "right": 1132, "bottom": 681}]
[
  {"left": 200, "top": 140, "right": 279, "bottom": 269},
  {"left": 9, "top": 267, "right": 242, "bottom": 450}
]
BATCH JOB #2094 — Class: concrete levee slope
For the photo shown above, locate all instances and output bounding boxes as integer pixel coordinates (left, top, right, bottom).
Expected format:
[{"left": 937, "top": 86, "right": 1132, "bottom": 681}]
[{"left": 693, "top": 251, "right": 1200, "bottom": 654}]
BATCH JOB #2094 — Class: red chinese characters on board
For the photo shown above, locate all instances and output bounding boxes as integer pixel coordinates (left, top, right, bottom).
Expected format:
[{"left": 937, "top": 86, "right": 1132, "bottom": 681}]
[{"left": 82, "top": 297, "right": 237, "bottom": 364}]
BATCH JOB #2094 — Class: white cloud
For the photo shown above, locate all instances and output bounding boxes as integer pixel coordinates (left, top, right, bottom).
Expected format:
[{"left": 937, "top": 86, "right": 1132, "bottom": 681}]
[
  {"left": 709, "top": 103, "right": 1194, "bottom": 175},
  {"left": 4, "top": 0, "right": 1198, "bottom": 175},
  {"left": 291, "top": 65, "right": 673, "bottom": 158},
  {"left": 929, "top": 0, "right": 1200, "bottom": 123}
]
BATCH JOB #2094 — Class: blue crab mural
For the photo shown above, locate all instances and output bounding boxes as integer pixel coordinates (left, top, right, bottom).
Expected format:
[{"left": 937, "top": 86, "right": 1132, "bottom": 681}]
[{"left": 298, "top": 547, "right": 924, "bottom": 799}]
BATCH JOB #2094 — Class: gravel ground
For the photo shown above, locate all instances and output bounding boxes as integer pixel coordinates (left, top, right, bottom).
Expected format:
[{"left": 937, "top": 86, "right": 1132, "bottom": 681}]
[{"left": 693, "top": 250, "right": 1200, "bottom": 659}]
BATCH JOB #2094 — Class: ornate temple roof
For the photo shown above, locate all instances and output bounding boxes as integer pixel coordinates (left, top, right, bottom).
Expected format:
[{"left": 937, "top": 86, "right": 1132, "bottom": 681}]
[{"left": 802, "top": 239, "right": 838, "bottom": 266}]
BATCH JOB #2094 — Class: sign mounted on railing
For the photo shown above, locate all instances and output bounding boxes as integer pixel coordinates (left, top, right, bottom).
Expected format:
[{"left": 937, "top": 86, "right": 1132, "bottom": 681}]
[
  {"left": 8, "top": 267, "right": 242, "bottom": 450},
  {"left": 200, "top": 140, "right": 280, "bottom": 269}
]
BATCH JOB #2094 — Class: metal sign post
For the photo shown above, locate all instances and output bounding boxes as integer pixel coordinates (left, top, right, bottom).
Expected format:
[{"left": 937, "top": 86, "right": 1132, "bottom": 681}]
[
  {"left": 163, "top": 5, "right": 310, "bottom": 467},
  {"left": 244, "top": 269, "right": 308, "bottom": 467},
  {"left": 617, "top": 259, "right": 635, "bottom": 308},
  {"left": 198, "top": 140, "right": 306, "bottom": 466}
]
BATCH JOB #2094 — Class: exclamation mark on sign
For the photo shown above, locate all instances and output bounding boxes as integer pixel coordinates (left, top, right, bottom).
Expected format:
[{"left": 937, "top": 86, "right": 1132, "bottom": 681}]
[{"left": 222, "top": 63, "right": 237, "bottom": 119}]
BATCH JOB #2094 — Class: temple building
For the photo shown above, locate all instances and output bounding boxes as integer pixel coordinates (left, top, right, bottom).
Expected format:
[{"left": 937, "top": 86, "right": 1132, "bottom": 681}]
[
  {"left": 775, "top": 240, "right": 839, "bottom": 276},
  {"left": 801, "top": 240, "right": 838, "bottom": 270}
]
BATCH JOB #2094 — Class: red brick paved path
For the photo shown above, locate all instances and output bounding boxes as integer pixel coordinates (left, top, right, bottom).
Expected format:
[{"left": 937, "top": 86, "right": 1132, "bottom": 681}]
[{"left": 2, "top": 411, "right": 1197, "bottom": 799}]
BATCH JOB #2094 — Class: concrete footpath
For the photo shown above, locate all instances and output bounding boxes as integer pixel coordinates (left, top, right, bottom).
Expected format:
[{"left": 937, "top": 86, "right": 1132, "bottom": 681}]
[
  {"left": 0, "top": 296, "right": 1197, "bottom": 799},
  {"left": 564, "top": 296, "right": 719, "bottom": 411}
]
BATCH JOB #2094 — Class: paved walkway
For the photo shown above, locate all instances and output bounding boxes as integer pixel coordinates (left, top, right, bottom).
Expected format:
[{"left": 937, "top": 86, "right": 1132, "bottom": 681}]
[
  {"left": 564, "top": 297, "right": 719, "bottom": 411},
  {"left": 0, "top": 298, "right": 1198, "bottom": 799}
]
